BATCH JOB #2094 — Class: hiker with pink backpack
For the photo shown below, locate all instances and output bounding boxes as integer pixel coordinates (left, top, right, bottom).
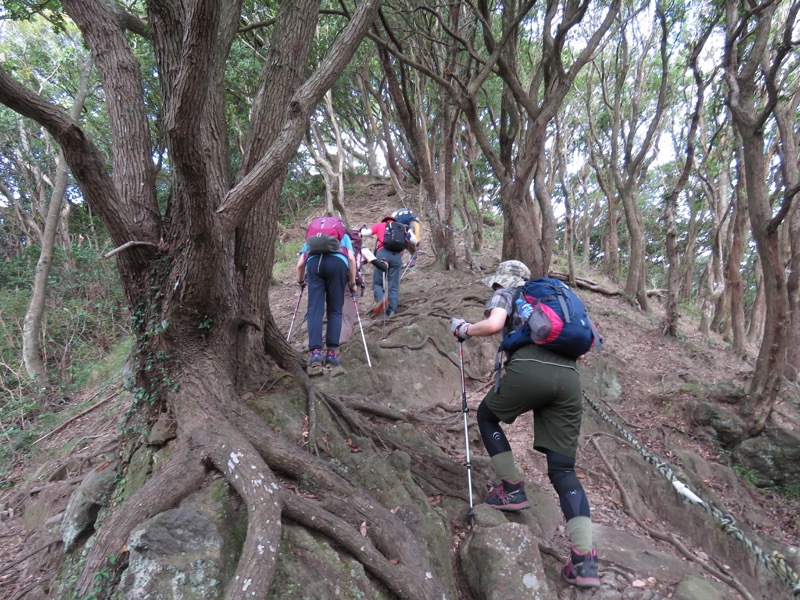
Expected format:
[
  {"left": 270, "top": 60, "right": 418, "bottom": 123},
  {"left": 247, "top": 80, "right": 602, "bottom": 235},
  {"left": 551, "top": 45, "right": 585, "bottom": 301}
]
[{"left": 296, "top": 216, "right": 358, "bottom": 369}]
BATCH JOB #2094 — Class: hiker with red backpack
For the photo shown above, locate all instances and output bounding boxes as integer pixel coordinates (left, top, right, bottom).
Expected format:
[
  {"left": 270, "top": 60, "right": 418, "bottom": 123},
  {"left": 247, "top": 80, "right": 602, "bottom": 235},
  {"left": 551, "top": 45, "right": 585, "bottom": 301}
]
[
  {"left": 296, "top": 216, "right": 357, "bottom": 369},
  {"left": 449, "top": 260, "right": 603, "bottom": 589},
  {"left": 360, "top": 216, "right": 413, "bottom": 317}
]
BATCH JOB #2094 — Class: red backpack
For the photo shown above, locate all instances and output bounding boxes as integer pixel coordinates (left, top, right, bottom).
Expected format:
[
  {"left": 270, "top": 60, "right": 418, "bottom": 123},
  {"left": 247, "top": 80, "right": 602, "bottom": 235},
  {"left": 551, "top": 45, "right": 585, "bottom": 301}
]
[{"left": 305, "top": 216, "right": 348, "bottom": 257}]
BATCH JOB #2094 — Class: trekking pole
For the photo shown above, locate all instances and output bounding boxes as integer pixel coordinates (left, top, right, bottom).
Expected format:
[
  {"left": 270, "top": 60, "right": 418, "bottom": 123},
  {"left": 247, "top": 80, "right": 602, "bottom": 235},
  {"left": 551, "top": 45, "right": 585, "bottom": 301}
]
[
  {"left": 291, "top": 312, "right": 307, "bottom": 342},
  {"left": 287, "top": 286, "right": 304, "bottom": 341},
  {"left": 352, "top": 292, "right": 372, "bottom": 368},
  {"left": 381, "top": 271, "right": 388, "bottom": 339},
  {"left": 401, "top": 253, "right": 414, "bottom": 280},
  {"left": 458, "top": 340, "right": 476, "bottom": 523}
]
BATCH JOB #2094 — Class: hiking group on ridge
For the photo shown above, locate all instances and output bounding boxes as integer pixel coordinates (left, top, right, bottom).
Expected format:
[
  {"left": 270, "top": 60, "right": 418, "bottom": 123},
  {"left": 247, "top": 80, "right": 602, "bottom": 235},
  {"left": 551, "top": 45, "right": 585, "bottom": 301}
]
[
  {"left": 294, "top": 212, "right": 603, "bottom": 589},
  {"left": 295, "top": 209, "right": 419, "bottom": 370}
]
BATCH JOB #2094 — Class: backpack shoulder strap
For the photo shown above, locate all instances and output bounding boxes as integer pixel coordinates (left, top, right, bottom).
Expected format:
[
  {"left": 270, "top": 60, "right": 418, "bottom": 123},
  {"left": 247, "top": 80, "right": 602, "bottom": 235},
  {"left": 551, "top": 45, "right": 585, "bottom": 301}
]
[
  {"left": 535, "top": 279, "right": 572, "bottom": 323},
  {"left": 552, "top": 285, "right": 571, "bottom": 324},
  {"left": 502, "top": 287, "right": 524, "bottom": 338}
]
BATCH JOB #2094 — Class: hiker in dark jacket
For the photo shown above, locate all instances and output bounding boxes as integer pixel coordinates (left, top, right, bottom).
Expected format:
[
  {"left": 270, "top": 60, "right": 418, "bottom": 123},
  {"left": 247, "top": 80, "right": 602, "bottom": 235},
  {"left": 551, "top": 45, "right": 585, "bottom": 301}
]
[
  {"left": 391, "top": 208, "right": 421, "bottom": 267},
  {"left": 449, "top": 260, "right": 601, "bottom": 589},
  {"left": 360, "top": 216, "right": 410, "bottom": 317},
  {"left": 296, "top": 234, "right": 357, "bottom": 368}
]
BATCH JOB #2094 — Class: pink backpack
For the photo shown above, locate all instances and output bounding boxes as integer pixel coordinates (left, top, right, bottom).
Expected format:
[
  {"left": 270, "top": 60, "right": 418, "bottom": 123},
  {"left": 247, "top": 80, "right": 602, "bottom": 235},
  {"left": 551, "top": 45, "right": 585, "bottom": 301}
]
[{"left": 305, "top": 216, "right": 348, "bottom": 256}]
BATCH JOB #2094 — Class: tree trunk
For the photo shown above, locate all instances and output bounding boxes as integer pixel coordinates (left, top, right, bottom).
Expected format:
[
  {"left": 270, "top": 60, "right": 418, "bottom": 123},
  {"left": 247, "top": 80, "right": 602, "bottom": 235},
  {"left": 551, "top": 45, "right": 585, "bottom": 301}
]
[
  {"left": 605, "top": 193, "right": 620, "bottom": 280},
  {"left": 22, "top": 153, "right": 68, "bottom": 387},
  {"left": 556, "top": 126, "right": 576, "bottom": 285},
  {"left": 736, "top": 129, "right": 789, "bottom": 435},
  {"left": 501, "top": 178, "right": 545, "bottom": 275},
  {"left": 776, "top": 93, "right": 800, "bottom": 380},
  {"left": 723, "top": 0, "right": 794, "bottom": 436},
  {"left": 462, "top": 125, "right": 484, "bottom": 252},
  {"left": 747, "top": 260, "right": 765, "bottom": 343},
  {"left": 533, "top": 139, "right": 556, "bottom": 274},
  {"left": 727, "top": 164, "right": 749, "bottom": 352},
  {"left": 22, "top": 49, "right": 91, "bottom": 385},
  {"left": 678, "top": 197, "right": 701, "bottom": 303},
  {"left": 620, "top": 186, "right": 649, "bottom": 310},
  {"left": 663, "top": 186, "right": 680, "bottom": 336}
]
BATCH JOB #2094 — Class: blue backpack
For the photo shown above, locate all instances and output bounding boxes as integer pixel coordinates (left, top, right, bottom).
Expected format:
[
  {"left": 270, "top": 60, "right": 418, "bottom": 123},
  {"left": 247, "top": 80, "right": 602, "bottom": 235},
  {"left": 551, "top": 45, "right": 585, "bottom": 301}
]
[
  {"left": 499, "top": 278, "right": 602, "bottom": 359},
  {"left": 393, "top": 209, "right": 418, "bottom": 227}
]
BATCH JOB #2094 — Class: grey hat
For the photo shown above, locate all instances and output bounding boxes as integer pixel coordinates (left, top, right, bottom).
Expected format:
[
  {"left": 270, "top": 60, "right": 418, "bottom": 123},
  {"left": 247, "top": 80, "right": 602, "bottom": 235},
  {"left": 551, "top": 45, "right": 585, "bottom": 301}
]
[{"left": 482, "top": 260, "right": 530, "bottom": 289}]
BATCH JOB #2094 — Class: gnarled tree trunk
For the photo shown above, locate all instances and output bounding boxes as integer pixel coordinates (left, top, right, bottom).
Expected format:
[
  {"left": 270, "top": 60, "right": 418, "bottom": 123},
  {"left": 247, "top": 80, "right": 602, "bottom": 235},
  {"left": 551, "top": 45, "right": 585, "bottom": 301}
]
[
  {"left": 723, "top": 0, "right": 794, "bottom": 436},
  {"left": 0, "top": 2, "right": 395, "bottom": 597}
]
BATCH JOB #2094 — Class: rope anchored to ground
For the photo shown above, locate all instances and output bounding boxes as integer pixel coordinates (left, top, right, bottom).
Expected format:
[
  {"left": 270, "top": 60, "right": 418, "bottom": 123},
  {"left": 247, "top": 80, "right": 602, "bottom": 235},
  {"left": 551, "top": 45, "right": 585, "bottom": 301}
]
[{"left": 583, "top": 391, "right": 800, "bottom": 598}]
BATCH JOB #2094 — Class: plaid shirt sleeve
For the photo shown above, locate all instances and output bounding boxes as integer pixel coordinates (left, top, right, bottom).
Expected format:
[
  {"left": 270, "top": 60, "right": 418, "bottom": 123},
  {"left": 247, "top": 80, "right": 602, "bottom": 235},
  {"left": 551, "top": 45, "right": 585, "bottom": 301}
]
[
  {"left": 485, "top": 288, "right": 513, "bottom": 317},
  {"left": 484, "top": 288, "right": 525, "bottom": 332}
]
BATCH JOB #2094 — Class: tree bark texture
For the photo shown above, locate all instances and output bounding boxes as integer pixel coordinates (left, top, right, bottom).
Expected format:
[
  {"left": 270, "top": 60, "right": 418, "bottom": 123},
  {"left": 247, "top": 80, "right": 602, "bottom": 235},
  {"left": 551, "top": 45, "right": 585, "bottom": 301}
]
[
  {"left": 1, "top": 1, "right": 384, "bottom": 597},
  {"left": 724, "top": 0, "right": 793, "bottom": 436},
  {"left": 776, "top": 93, "right": 800, "bottom": 380},
  {"left": 727, "top": 147, "right": 749, "bottom": 352}
]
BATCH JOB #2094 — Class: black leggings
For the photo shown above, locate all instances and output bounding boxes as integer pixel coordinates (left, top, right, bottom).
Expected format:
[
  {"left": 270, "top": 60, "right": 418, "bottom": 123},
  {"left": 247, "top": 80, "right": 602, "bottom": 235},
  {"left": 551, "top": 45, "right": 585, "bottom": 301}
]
[
  {"left": 477, "top": 400, "right": 511, "bottom": 456},
  {"left": 547, "top": 450, "right": 590, "bottom": 521},
  {"left": 477, "top": 400, "right": 589, "bottom": 521}
]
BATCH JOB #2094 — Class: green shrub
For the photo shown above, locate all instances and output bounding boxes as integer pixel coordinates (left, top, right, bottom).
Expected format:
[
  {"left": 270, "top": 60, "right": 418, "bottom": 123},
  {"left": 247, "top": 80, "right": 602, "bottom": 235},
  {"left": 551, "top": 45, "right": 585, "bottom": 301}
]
[{"left": 0, "top": 241, "right": 131, "bottom": 486}]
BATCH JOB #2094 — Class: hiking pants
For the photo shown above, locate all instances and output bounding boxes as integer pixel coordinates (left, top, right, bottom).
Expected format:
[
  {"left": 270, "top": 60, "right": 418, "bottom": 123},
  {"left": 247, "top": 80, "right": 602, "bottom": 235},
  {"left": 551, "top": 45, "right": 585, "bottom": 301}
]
[
  {"left": 306, "top": 254, "right": 348, "bottom": 351},
  {"left": 374, "top": 248, "right": 402, "bottom": 313},
  {"left": 481, "top": 343, "right": 583, "bottom": 459}
]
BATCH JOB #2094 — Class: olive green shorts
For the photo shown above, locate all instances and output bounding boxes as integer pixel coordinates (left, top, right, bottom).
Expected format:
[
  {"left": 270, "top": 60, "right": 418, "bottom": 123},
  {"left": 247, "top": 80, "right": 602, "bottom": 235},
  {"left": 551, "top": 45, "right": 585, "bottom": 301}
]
[{"left": 483, "top": 343, "right": 583, "bottom": 459}]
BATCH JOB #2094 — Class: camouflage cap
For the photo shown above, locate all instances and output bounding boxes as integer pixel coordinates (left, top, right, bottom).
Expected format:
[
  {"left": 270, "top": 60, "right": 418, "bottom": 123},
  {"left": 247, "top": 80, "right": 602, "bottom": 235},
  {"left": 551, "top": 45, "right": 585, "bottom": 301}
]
[{"left": 482, "top": 260, "right": 530, "bottom": 289}]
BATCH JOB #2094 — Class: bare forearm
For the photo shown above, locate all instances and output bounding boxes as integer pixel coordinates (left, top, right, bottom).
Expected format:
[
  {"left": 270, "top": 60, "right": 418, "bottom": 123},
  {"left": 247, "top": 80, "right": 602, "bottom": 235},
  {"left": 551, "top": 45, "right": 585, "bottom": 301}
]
[{"left": 468, "top": 308, "right": 507, "bottom": 337}]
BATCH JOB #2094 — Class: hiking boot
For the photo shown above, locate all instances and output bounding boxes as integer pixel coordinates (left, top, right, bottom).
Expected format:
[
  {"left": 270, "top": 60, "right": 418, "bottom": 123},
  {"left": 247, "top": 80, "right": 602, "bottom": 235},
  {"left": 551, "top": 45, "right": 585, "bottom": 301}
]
[
  {"left": 562, "top": 548, "right": 601, "bottom": 589},
  {"left": 483, "top": 479, "right": 530, "bottom": 511},
  {"left": 324, "top": 349, "right": 341, "bottom": 368},
  {"left": 307, "top": 349, "right": 323, "bottom": 368},
  {"left": 372, "top": 298, "right": 389, "bottom": 317}
]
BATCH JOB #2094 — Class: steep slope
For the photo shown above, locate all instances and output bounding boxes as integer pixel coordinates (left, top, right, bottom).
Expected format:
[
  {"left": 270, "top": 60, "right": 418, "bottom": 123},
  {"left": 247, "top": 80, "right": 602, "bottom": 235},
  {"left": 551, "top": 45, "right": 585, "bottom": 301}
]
[
  {"left": 1, "top": 176, "right": 798, "bottom": 599},
  {"left": 273, "top": 176, "right": 800, "bottom": 598}
]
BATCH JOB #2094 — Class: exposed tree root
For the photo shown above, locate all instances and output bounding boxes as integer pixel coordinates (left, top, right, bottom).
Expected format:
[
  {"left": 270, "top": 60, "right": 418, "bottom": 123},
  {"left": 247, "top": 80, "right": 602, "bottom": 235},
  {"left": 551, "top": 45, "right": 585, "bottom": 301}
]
[
  {"left": 173, "top": 371, "right": 285, "bottom": 600},
  {"left": 0, "top": 540, "right": 60, "bottom": 577},
  {"left": 341, "top": 395, "right": 457, "bottom": 426},
  {"left": 228, "top": 401, "right": 447, "bottom": 599},
  {"left": 378, "top": 335, "right": 486, "bottom": 381},
  {"left": 283, "top": 494, "right": 435, "bottom": 599},
  {"left": 33, "top": 390, "right": 120, "bottom": 445},
  {"left": 324, "top": 393, "right": 475, "bottom": 502},
  {"left": 75, "top": 443, "right": 206, "bottom": 595},
  {"left": 10, "top": 572, "right": 55, "bottom": 600}
]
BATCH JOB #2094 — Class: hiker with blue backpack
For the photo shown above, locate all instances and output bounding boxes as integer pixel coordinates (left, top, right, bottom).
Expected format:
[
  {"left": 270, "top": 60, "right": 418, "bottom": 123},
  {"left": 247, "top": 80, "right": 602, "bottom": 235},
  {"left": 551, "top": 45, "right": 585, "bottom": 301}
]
[
  {"left": 391, "top": 208, "right": 421, "bottom": 268},
  {"left": 449, "top": 260, "right": 603, "bottom": 589},
  {"left": 296, "top": 216, "right": 357, "bottom": 369},
  {"left": 360, "top": 215, "right": 415, "bottom": 317}
]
